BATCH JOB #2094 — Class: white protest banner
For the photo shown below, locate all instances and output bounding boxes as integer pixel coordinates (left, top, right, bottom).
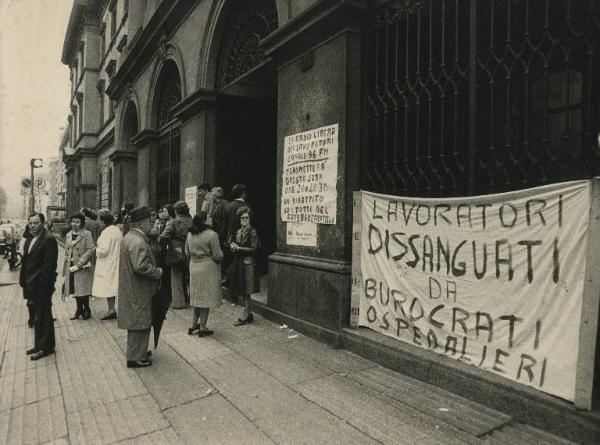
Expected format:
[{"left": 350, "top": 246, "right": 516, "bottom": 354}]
[
  {"left": 281, "top": 124, "right": 338, "bottom": 224},
  {"left": 286, "top": 222, "right": 317, "bottom": 246},
  {"left": 185, "top": 186, "right": 198, "bottom": 216},
  {"left": 354, "top": 181, "right": 592, "bottom": 401}
]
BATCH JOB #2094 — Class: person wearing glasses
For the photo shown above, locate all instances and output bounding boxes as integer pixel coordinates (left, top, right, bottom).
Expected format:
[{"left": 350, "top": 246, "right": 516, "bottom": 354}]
[{"left": 229, "top": 206, "right": 260, "bottom": 326}]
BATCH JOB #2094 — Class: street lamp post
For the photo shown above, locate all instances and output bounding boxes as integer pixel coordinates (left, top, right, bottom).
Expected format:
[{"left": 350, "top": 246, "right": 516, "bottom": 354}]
[{"left": 29, "top": 158, "right": 43, "bottom": 214}]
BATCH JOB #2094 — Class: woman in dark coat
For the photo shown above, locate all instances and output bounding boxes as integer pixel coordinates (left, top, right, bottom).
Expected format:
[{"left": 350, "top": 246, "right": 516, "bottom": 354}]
[
  {"left": 230, "top": 206, "right": 260, "bottom": 326},
  {"left": 159, "top": 201, "right": 192, "bottom": 309}
]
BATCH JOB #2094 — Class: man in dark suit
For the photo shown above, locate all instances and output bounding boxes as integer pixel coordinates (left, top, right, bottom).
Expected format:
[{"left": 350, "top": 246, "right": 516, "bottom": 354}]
[
  {"left": 220, "top": 184, "right": 248, "bottom": 291},
  {"left": 19, "top": 213, "right": 58, "bottom": 361}
]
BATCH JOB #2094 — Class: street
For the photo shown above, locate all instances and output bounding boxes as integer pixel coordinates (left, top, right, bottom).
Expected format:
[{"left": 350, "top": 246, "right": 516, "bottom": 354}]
[{"left": 0, "top": 250, "right": 576, "bottom": 444}]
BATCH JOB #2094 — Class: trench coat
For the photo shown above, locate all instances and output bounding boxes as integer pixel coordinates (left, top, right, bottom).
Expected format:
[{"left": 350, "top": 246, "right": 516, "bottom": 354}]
[
  {"left": 117, "top": 228, "right": 162, "bottom": 331},
  {"left": 63, "top": 229, "right": 95, "bottom": 297},
  {"left": 92, "top": 225, "right": 122, "bottom": 298}
]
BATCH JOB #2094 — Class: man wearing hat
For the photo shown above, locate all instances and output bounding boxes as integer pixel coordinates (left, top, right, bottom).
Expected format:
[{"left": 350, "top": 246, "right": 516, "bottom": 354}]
[{"left": 118, "top": 206, "right": 162, "bottom": 368}]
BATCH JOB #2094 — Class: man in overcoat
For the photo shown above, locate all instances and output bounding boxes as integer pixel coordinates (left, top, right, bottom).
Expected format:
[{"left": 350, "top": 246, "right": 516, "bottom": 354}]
[
  {"left": 19, "top": 213, "right": 58, "bottom": 360},
  {"left": 117, "top": 207, "right": 162, "bottom": 368}
]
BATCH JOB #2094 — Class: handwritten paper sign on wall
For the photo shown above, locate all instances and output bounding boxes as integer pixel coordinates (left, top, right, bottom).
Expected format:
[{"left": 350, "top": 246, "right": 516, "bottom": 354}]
[{"left": 281, "top": 124, "right": 338, "bottom": 225}]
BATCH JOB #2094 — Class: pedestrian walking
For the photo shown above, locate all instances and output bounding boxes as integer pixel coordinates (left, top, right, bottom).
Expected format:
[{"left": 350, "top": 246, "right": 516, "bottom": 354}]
[
  {"left": 81, "top": 207, "right": 101, "bottom": 243},
  {"left": 220, "top": 184, "right": 248, "bottom": 293},
  {"left": 63, "top": 213, "right": 96, "bottom": 320},
  {"left": 185, "top": 212, "right": 223, "bottom": 337},
  {"left": 159, "top": 201, "right": 192, "bottom": 309},
  {"left": 117, "top": 207, "right": 162, "bottom": 368},
  {"left": 229, "top": 206, "right": 260, "bottom": 326},
  {"left": 92, "top": 208, "right": 122, "bottom": 320},
  {"left": 19, "top": 213, "right": 58, "bottom": 360}
]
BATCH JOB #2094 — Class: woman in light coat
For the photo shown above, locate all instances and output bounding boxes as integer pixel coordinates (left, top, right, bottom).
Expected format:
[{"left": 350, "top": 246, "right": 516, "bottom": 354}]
[
  {"left": 185, "top": 212, "right": 223, "bottom": 336},
  {"left": 92, "top": 208, "right": 122, "bottom": 320},
  {"left": 63, "top": 213, "right": 96, "bottom": 320}
]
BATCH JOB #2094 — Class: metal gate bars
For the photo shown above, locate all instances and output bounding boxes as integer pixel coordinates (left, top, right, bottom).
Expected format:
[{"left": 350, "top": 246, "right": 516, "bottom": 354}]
[{"left": 363, "top": 0, "right": 600, "bottom": 197}]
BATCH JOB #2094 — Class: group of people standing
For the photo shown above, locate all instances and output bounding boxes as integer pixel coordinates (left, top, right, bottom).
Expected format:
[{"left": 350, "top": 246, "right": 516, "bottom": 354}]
[{"left": 18, "top": 183, "right": 261, "bottom": 368}]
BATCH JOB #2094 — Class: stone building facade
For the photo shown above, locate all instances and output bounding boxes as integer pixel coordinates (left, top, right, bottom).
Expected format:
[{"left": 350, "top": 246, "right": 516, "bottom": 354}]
[{"left": 59, "top": 0, "right": 600, "bottom": 430}]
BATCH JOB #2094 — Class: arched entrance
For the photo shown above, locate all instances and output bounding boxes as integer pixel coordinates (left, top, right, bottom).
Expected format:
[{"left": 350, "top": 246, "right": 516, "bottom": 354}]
[
  {"left": 113, "top": 100, "right": 139, "bottom": 209},
  {"left": 153, "top": 60, "right": 182, "bottom": 207},
  {"left": 214, "top": 0, "right": 278, "bottom": 277}
]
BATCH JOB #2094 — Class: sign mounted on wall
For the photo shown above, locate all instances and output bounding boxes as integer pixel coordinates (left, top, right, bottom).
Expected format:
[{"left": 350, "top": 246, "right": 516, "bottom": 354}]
[
  {"left": 286, "top": 222, "right": 317, "bottom": 247},
  {"left": 281, "top": 124, "right": 339, "bottom": 225},
  {"left": 351, "top": 180, "right": 600, "bottom": 405},
  {"left": 185, "top": 186, "right": 198, "bottom": 216}
]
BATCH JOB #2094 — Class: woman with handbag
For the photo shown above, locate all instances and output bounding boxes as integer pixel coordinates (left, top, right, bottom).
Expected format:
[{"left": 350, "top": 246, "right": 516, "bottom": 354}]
[
  {"left": 159, "top": 201, "right": 192, "bottom": 309},
  {"left": 63, "top": 213, "right": 96, "bottom": 320},
  {"left": 185, "top": 211, "right": 223, "bottom": 336},
  {"left": 229, "top": 206, "right": 260, "bottom": 326}
]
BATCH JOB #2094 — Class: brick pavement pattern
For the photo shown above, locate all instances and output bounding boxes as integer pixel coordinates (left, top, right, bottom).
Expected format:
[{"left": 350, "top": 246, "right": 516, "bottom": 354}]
[{"left": 0, "top": 256, "right": 576, "bottom": 444}]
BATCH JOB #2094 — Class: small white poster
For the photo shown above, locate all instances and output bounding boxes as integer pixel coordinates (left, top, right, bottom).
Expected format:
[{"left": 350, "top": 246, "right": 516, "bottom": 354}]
[
  {"left": 286, "top": 222, "right": 317, "bottom": 247},
  {"left": 281, "top": 124, "right": 338, "bottom": 225},
  {"left": 185, "top": 186, "right": 197, "bottom": 216}
]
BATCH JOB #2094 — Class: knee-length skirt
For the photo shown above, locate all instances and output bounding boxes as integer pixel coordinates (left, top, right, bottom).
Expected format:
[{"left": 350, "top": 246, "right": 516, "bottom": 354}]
[{"left": 189, "top": 258, "right": 223, "bottom": 308}]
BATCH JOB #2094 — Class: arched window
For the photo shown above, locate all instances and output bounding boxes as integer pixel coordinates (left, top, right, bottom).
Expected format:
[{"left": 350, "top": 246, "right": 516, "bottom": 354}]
[
  {"left": 155, "top": 61, "right": 182, "bottom": 206},
  {"left": 215, "top": 0, "right": 278, "bottom": 89}
]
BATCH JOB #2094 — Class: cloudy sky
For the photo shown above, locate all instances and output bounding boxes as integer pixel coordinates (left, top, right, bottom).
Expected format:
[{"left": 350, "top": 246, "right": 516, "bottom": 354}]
[{"left": 0, "top": 0, "right": 72, "bottom": 211}]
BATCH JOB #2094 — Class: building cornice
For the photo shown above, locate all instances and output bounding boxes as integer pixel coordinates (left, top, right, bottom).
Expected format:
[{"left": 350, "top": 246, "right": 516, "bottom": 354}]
[
  {"left": 95, "top": 126, "right": 115, "bottom": 153},
  {"left": 131, "top": 129, "right": 158, "bottom": 148},
  {"left": 171, "top": 88, "right": 217, "bottom": 123},
  {"left": 106, "top": 0, "right": 202, "bottom": 101},
  {"left": 71, "top": 147, "right": 97, "bottom": 161},
  {"left": 261, "top": 0, "right": 367, "bottom": 64},
  {"left": 61, "top": 0, "right": 101, "bottom": 66},
  {"left": 109, "top": 150, "right": 138, "bottom": 162}
]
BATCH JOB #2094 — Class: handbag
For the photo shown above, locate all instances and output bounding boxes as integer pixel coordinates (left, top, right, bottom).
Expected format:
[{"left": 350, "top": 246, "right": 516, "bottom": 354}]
[
  {"left": 165, "top": 245, "right": 184, "bottom": 266},
  {"left": 164, "top": 219, "right": 187, "bottom": 266}
]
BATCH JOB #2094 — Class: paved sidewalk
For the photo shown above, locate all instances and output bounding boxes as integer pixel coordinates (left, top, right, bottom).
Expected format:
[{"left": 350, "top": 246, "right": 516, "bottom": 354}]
[{"left": 0, "top": 257, "right": 577, "bottom": 444}]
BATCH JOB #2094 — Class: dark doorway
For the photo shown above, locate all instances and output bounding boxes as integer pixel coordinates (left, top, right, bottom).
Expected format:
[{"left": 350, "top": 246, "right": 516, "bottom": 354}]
[{"left": 216, "top": 95, "right": 277, "bottom": 275}]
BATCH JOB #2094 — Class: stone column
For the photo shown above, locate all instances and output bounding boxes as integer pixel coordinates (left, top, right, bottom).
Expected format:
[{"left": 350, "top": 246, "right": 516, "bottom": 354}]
[
  {"left": 172, "top": 89, "right": 218, "bottom": 194},
  {"left": 131, "top": 130, "right": 158, "bottom": 207},
  {"left": 109, "top": 151, "right": 138, "bottom": 209},
  {"left": 260, "top": 0, "right": 366, "bottom": 338},
  {"left": 64, "top": 158, "right": 77, "bottom": 217},
  {"left": 74, "top": 150, "right": 98, "bottom": 211}
]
